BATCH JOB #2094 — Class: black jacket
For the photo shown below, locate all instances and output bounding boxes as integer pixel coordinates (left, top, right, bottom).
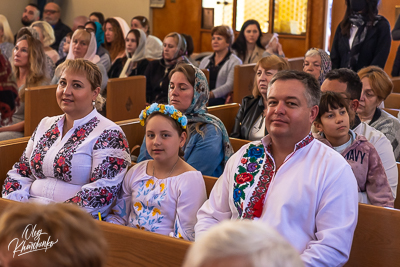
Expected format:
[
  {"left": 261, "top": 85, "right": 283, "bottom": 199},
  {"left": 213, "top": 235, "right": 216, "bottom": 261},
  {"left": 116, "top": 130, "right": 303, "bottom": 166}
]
[
  {"left": 230, "top": 95, "right": 266, "bottom": 140},
  {"left": 330, "top": 16, "right": 391, "bottom": 72},
  {"left": 108, "top": 57, "right": 149, "bottom": 78},
  {"left": 392, "top": 45, "right": 400, "bottom": 77},
  {"left": 144, "top": 59, "right": 176, "bottom": 104},
  {"left": 51, "top": 19, "right": 71, "bottom": 51}
]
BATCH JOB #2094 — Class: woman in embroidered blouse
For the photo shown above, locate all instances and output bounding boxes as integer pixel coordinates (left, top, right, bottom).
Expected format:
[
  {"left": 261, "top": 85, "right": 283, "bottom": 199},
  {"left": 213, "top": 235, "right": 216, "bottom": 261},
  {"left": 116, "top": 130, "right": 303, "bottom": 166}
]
[
  {"left": 0, "top": 33, "right": 48, "bottom": 141},
  {"left": 108, "top": 29, "right": 149, "bottom": 78},
  {"left": 199, "top": 25, "right": 242, "bottom": 106},
  {"left": 52, "top": 29, "right": 108, "bottom": 92},
  {"left": 232, "top": 20, "right": 265, "bottom": 64},
  {"left": 230, "top": 55, "right": 290, "bottom": 140},
  {"left": 107, "top": 103, "right": 207, "bottom": 241},
  {"left": 138, "top": 63, "right": 234, "bottom": 177},
  {"left": 2, "top": 59, "right": 131, "bottom": 219},
  {"left": 357, "top": 66, "right": 400, "bottom": 161}
]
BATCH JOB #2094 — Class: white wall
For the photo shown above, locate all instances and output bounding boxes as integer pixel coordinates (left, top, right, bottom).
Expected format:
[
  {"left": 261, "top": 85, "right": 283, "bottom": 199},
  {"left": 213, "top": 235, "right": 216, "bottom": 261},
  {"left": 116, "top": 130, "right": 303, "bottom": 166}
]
[{"left": 0, "top": 0, "right": 150, "bottom": 37}]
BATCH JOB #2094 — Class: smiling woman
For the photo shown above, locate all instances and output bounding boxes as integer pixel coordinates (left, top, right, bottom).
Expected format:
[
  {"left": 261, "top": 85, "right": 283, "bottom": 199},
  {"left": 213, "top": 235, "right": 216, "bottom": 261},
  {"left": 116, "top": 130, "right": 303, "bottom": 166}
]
[
  {"left": 51, "top": 29, "right": 108, "bottom": 92},
  {"left": 2, "top": 59, "right": 131, "bottom": 219}
]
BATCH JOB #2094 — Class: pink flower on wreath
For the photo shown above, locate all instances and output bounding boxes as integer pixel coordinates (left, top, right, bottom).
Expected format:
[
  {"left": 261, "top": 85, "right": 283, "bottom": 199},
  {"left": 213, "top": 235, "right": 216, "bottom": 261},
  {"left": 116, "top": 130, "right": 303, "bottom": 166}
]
[
  {"left": 241, "top": 158, "right": 247, "bottom": 164},
  {"left": 57, "top": 157, "right": 65, "bottom": 166},
  {"left": 236, "top": 173, "right": 253, "bottom": 184},
  {"left": 33, "top": 153, "right": 41, "bottom": 163},
  {"left": 77, "top": 128, "right": 86, "bottom": 137}
]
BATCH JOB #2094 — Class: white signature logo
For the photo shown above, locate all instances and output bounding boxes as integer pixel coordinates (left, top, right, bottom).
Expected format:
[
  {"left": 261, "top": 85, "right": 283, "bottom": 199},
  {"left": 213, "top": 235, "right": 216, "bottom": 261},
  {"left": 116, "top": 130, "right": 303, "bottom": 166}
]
[{"left": 8, "top": 224, "right": 58, "bottom": 257}]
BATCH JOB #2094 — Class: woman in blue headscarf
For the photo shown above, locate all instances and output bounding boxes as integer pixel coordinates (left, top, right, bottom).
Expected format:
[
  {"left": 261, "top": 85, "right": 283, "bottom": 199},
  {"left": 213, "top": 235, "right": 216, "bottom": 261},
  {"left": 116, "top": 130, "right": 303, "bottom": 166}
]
[
  {"left": 137, "top": 63, "right": 233, "bottom": 177},
  {"left": 85, "top": 21, "right": 111, "bottom": 72}
]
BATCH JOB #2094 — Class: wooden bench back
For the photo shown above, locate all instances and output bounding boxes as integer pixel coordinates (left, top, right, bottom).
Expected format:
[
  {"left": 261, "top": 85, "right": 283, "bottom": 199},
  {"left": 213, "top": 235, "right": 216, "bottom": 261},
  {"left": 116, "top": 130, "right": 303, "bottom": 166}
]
[
  {"left": 0, "top": 137, "right": 30, "bottom": 185},
  {"left": 384, "top": 93, "right": 400, "bottom": 109},
  {"left": 383, "top": 108, "right": 399, "bottom": 118},
  {"left": 200, "top": 69, "right": 209, "bottom": 84},
  {"left": 392, "top": 77, "right": 400, "bottom": 94},
  {"left": 106, "top": 76, "right": 146, "bottom": 122},
  {"left": 207, "top": 103, "right": 240, "bottom": 135},
  {"left": 115, "top": 119, "right": 145, "bottom": 157},
  {"left": 344, "top": 204, "right": 400, "bottom": 266},
  {"left": 288, "top": 57, "right": 304, "bottom": 71},
  {"left": 395, "top": 163, "right": 400, "bottom": 210},
  {"left": 203, "top": 175, "right": 218, "bottom": 197},
  {"left": 0, "top": 198, "right": 191, "bottom": 267},
  {"left": 229, "top": 137, "right": 250, "bottom": 152},
  {"left": 24, "top": 85, "right": 62, "bottom": 136},
  {"left": 232, "top": 64, "right": 256, "bottom": 104}
]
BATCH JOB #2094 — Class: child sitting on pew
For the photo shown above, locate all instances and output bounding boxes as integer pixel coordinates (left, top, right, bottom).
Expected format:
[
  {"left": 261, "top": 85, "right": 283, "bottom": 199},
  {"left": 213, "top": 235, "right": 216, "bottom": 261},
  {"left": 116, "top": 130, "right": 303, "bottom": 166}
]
[
  {"left": 106, "top": 103, "right": 207, "bottom": 241},
  {"left": 314, "top": 92, "right": 394, "bottom": 207}
]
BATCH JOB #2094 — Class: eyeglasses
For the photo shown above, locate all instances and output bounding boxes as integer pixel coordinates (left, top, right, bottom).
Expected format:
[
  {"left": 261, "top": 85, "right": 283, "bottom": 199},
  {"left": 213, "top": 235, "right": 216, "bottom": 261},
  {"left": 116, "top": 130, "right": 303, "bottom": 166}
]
[
  {"left": 77, "top": 26, "right": 96, "bottom": 34},
  {"left": 43, "top": 9, "right": 58, "bottom": 15}
]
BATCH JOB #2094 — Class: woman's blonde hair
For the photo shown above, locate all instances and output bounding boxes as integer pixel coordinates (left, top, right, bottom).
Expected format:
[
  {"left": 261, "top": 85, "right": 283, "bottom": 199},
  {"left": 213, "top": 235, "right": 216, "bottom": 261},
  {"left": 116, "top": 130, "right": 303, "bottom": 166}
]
[
  {"left": 358, "top": 66, "right": 393, "bottom": 101},
  {"left": 31, "top": 20, "right": 55, "bottom": 47},
  {"left": 0, "top": 203, "right": 107, "bottom": 267},
  {"left": 252, "top": 55, "right": 290, "bottom": 97},
  {"left": 0, "top": 15, "right": 14, "bottom": 43},
  {"left": 72, "top": 29, "right": 91, "bottom": 44},
  {"left": 56, "top": 59, "right": 105, "bottom": 110},
  {"left": 12, "top": 34, "right": 48, "bottom": 102}
]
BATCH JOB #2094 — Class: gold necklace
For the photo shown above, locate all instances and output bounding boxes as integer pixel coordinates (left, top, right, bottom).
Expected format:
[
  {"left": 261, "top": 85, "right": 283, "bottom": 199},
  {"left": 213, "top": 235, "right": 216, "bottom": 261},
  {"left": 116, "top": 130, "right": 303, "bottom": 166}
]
[{"left": 153, "top": 158, "right": 180, "bottom": 179}]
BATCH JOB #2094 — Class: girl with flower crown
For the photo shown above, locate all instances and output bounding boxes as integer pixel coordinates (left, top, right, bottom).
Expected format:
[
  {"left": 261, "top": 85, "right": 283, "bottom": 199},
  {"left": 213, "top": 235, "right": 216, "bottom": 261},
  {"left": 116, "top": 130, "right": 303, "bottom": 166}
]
[
  {"left": 106, "top": 103, "right": 207, "bottom": 240},
  {"left": 138, "top": 63, "right": 234, "bottom": 177}
]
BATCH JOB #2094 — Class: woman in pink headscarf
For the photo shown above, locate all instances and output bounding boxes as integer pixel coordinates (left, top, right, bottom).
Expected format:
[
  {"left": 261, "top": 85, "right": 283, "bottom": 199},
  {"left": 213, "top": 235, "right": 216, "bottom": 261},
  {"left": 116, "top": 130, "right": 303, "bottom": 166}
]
[{"left": 51, "top": 29, "right": 108, "bottom": 91}]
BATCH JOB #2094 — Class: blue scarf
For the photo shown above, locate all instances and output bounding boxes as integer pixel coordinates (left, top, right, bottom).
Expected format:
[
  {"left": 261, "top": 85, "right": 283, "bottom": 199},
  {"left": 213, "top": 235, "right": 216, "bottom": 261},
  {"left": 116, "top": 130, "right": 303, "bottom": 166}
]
[{"left": 93, "top": 21, "right": 104, "bottom": 49}]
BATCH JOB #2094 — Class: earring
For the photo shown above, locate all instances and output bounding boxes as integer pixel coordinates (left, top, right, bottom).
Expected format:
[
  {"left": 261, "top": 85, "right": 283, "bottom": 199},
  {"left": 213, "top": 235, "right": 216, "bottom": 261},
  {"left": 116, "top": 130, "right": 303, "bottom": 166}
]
[{"left": 92, "top": 100, "right": 96, "bottom": 106}]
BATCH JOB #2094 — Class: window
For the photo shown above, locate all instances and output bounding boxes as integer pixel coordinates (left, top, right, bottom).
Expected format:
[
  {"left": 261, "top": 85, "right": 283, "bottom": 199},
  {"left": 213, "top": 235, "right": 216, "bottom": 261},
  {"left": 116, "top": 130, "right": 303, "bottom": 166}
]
[
  {"left": 273, "top": 0, "right": 308, "bottom": 35},
  {"left": 235, "top": 0, "right": 270, "bottom": 32}
]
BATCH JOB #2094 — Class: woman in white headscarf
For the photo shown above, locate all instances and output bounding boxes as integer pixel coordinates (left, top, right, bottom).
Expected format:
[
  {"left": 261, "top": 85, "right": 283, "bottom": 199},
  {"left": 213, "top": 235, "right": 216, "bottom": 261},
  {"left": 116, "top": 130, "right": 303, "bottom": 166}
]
[
  {"left": 108, "top": 29, "right": 148, "bottom": 78},
  {"left": 51, "top": 29, "right": 108, "bottom": 91}
]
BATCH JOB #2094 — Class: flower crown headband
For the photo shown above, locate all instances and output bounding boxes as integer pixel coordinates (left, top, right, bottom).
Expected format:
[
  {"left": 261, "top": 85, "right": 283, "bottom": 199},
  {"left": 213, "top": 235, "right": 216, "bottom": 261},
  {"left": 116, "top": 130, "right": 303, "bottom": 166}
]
[{"left": 139, "top": 103, "right": 188, "bottom": 129}]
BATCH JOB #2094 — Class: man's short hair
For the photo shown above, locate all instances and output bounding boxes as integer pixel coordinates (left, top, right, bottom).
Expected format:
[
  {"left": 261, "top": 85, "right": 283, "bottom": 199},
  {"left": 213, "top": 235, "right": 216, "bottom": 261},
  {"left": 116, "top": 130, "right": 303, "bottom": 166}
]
[
  {"left": 27, "top": 2, "right": 40, "bottom": 18},
  {"left": 183, "top": 220, "right": 303, "bottom": 267},
  {"left": 324, "top": 68, "right": 362, "bottom": 101},
  {"left": 269, "top": 70, "right": 321, "bottom": 107}
]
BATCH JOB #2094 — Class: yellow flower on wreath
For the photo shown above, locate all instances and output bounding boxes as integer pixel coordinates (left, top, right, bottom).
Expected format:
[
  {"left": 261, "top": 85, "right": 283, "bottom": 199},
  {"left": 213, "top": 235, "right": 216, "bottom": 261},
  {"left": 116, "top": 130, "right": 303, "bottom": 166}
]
[
  {"left": 171, "top": 112, "right": 179, "bottom": 120},
  {"left": 159, "top": 104, "right": 165, "bottom": 112}
]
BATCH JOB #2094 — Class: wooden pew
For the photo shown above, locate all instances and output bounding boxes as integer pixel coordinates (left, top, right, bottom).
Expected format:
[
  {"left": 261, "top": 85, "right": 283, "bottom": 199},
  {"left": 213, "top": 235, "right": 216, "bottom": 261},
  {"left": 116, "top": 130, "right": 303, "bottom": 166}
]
[
  {"left": 0, "top": 137, "right": 30, "bottom": 185},
  {"left": 207, "top": 103, "right": 240, "bottom": 135},
  {"left": 200, "top": 69, "right": 209, "bottom": 85},
  {"left": 384, "top": 93, "right": 400, "bottom": 109},
  {"left": 0, "top": 198, "right": 191, "bottom": 267},
  {"left": 115, "top": 118, "right": 145, "bottom": 157},
  {"left": 345, "top": 204, "right": 400, "bottom": 266},
  {"left": 232, "top": 64, "right": 256, "bottom": 104},
  {"left": 395, "top": 163, "right": 400, "bottom": 210},
  {"left": 288, "top": 57, "right": 304, "bottom": 71},
  {"left": 383, "top": 108, "right": 399, "bottom": 118},
  {"left": 229, "top": 137, "right": 250, "bottom": 152},
  {"left": 203, "top": 175, "right": 218, "bottom": 197},
  {"left": 392, "top": 77, "right": 400, "bottom": 94},
  {"left": 24, "top": 85, "right": 62, "bottom": 136},
  {"left": 106, "top": 76, "right": 146, "bottom": 122}
]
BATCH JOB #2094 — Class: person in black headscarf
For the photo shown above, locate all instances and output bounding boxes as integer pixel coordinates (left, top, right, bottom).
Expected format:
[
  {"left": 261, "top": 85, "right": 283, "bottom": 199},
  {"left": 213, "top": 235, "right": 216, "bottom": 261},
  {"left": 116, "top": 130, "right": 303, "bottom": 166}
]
[{"left": 330, "top": 0, "right": 391, "bottom": 72}]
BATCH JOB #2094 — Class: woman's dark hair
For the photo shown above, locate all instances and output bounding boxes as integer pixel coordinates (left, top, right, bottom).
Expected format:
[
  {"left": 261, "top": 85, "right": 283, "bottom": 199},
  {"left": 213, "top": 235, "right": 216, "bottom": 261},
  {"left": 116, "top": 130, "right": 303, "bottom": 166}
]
[
  {"left": 131, "top": 16, "right": 150, "bottom": 35},
  {"left": 103, "top": 18, "right": 125, "bottom": 62},
  {"left": 315, "top": 91, "right": 355, "bottom": 125},
  {"left": 90, "top": 12, "right": 105, "bottom": 26},
  {"left": 232, "top": 20, "right": 263, "bottom": 62},
  {"left": 145, "top": 112, "right": 186, "bottom": 159},
  {"left": 84, "top": 21, "right": 97, "bottom": 34},
  {"left": 181, "top": 34, "right": 194, "bottom": 57},
  {"left": 339, "top": 0, "right": 379, "bottom": 37}
]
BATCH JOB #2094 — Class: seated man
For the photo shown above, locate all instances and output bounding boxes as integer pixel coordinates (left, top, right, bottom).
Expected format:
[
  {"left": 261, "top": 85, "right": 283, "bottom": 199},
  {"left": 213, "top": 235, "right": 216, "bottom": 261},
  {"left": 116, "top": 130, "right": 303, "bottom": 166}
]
[
  {"left": 43, "top": 2, "right": 71, "bottom": 50},
  {"left": 21, "top": 3, "right": 40, "bottom": 26},
  {"left": 195, "top": 70, "right": 358, "bottom": 267},
  {"left": 321, "top": 68, "right": 398, "bottom": 200}
]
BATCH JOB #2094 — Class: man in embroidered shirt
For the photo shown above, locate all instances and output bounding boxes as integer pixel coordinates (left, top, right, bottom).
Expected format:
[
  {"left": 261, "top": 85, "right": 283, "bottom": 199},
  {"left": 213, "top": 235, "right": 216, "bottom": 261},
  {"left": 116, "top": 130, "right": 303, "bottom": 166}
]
[{"left": 195, "top": 70, "right": 358, "bottom": 267}]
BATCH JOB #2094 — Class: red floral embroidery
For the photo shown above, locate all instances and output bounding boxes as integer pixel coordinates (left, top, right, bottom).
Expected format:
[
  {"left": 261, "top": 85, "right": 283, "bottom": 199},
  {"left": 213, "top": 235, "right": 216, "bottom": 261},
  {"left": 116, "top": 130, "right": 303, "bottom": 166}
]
[
  {"left": 241, "top": 158, "right": 247, "bottom": 164},
  {"left": 236, "top": 173, "right": 253, "bottom": 184}
]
